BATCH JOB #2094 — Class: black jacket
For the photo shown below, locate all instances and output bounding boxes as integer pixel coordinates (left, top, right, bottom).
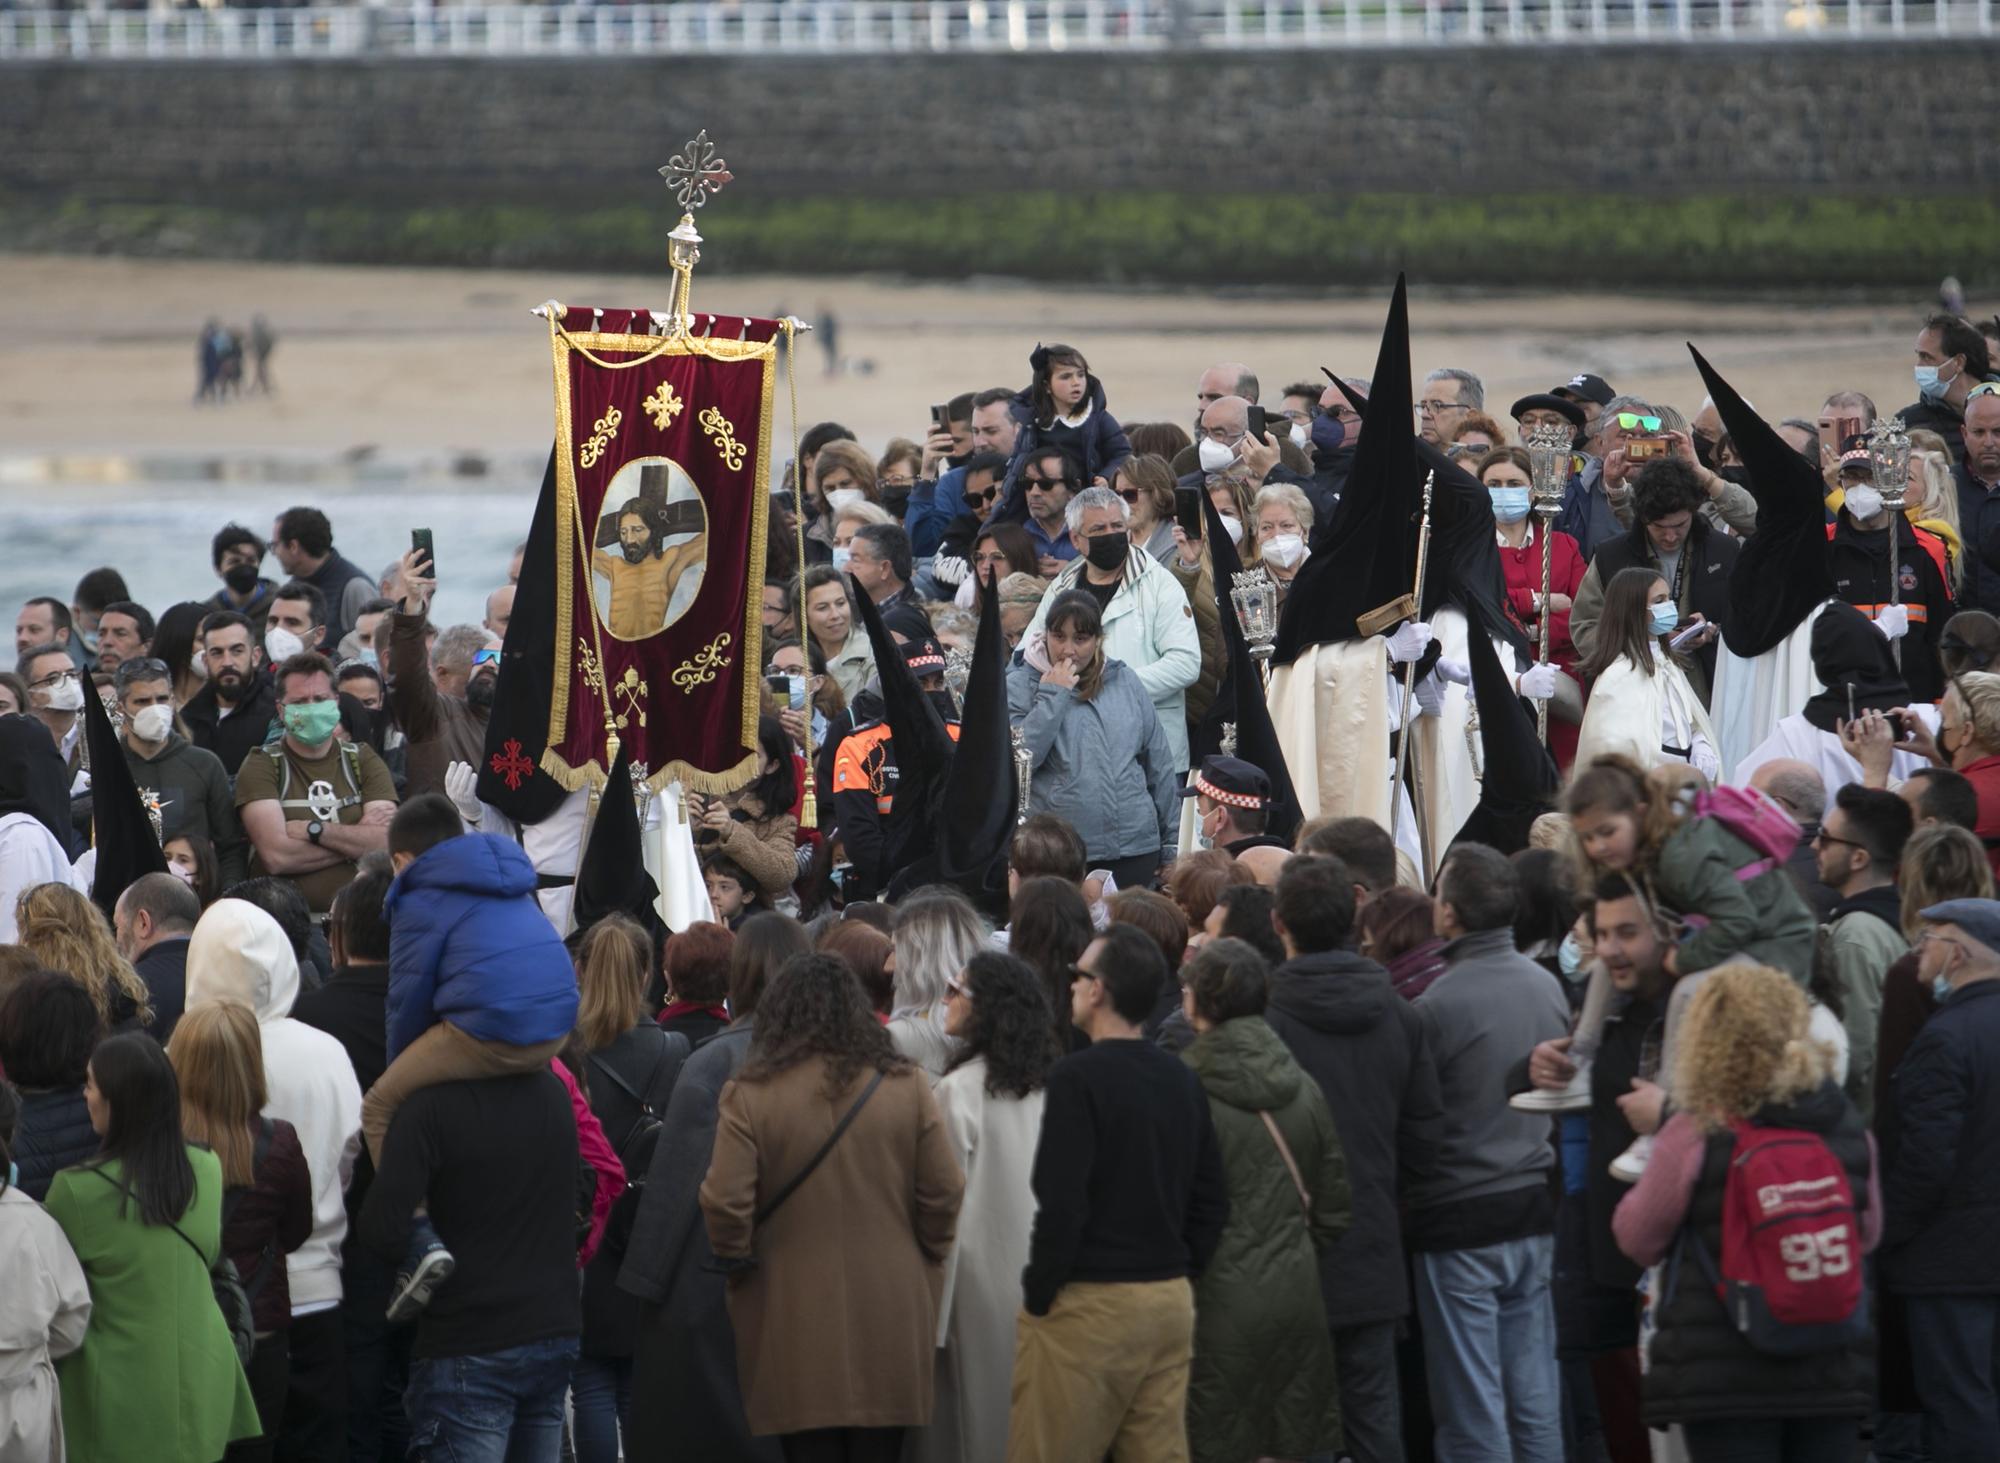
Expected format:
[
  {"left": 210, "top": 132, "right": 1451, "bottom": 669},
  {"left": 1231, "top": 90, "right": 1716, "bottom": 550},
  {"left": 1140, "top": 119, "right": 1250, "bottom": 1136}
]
[
  {"left": 1307, "top": 444, "right": 1355, "bottom": 529},
  {"left": 1881, "top": 978, "right": 2000, "bottom": 1295},
  {"left": 1951, "top": 461, "right": 2000, "bottom": 618},
  {"left": 1585, "top": 516, "right": 1737, "bottom": 703},
  {"left": 1588, "top": 990, "right": 1665, "bottom": 1292},
  {"left": 304, "top": 548, "right": 376, "bottom": 650},
  {"left": 1895, "top": 396, "right": 1979, "bottom": 467},
  {"left": 13, "top": 1086, "right": 97, "bottom": 1201},
  {"left": 1827, "top": 509, "right": 1953, "bottom": 704},
  {"left": 1643, "top": 1083, "right": 1874, "bottom": 1428},
  {"left": 1263, "top": 948, "right": 1444, "bottom": 1326},
  {"left": 291, "top": 961, "right": 390, "bottom": 1213},
  {"left": 580, "top": 1023, "right": 690, "bottom": 1358},
  {"left": 181, "top": 669, "right": 279, "bottom": 781},
  {"left": 135, "top": 936, "right": 191, "bottom": 1045}
]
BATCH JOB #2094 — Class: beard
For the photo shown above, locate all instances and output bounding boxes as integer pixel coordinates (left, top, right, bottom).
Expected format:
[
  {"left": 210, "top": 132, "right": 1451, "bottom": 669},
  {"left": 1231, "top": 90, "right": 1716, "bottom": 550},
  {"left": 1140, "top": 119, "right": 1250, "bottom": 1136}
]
[
  {"left": 621, "top": 539, "right": 651, "bottom": 564},
  {"left": 467, "top": 671, "right": 498, "bottom": 712},
  {"left": 213, "top": 667, "right": 246, "bottom": 697}
]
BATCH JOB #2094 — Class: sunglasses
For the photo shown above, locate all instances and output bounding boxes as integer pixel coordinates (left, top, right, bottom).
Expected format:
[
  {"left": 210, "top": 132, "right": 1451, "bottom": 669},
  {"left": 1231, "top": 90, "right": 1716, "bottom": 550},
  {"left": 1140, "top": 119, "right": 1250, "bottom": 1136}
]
[
  {"left": 1616, "top": 412, "right": 1664, "bottom": 433},
  {"left": 471, "top": 648, "right": 502, "bottom": 668},
  {"left": 966, "top": 485, "right": 1000, "bottom": 506},
  {"left": 1970, "top": 382, "right": 2000, "bottom": 401},
  {"left": 1116, "top": 487, "right": 1143, "bottom": 504}
]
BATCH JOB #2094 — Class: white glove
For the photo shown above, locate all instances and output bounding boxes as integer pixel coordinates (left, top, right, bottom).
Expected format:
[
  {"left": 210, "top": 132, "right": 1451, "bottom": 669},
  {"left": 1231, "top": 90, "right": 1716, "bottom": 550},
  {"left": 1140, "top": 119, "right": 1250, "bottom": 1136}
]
[
  {"left": 1435, "top": 658, "right": 1471, "bottom": 686},
  {"left": 1873, "top": 604, "right": 1909, "bottom": 642},
  {"left": 1689, "top": 734, "right": 1721, "bottom": 783},
  {"left": 1385, "top": 619, "right": 1433, "bottom": 665},
  {"left": 1414, "top": 673, "right": 1446, "bottom": 718},
  {"left": 931, "top": 554, "right": 971, "bottom": 589},
  {"left": 444, "top": 760, "right": 483, "bottom": 824},
  {"left": 1515, "top": 663, "right": 1560, "bottom": 701}
]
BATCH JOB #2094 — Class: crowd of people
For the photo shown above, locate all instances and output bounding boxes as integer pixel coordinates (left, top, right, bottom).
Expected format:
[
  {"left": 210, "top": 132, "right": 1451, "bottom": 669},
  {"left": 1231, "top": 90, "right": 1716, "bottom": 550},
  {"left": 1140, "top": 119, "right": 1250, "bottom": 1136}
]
[{"left": 0, "top": 296, "right": 1999, "bottom": 1463}]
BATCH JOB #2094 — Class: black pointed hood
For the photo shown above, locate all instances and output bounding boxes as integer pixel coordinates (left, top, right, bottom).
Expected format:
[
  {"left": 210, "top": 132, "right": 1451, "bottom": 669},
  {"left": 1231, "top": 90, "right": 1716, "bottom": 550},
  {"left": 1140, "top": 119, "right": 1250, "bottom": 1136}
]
[
  {"left": 933, "top": 572, "right": 1014, "bottom": 918},
  {"left": 476, "top": 448, "right": 569, "bottom": 824},
  {"left": 1196, "top": 485, "right": 1303, "bottom": 845},
  {"left": 570, "top": 737, "right": 662, "bottom": 938},
  {"left": 1273, "top": 276, "right": 1423, "bottom": 666},
  {"left": 850, "top": 572, "right": 954, "bottom": 897},
  {"left": 1449, "top": 599, "right": 1560, "bottom": 856},
  {"left": 84, "top": 679, "right": 167, "bottom": 919},
  {"left": 1690, "top": 346, "right": 1834, "bottom": 658}
]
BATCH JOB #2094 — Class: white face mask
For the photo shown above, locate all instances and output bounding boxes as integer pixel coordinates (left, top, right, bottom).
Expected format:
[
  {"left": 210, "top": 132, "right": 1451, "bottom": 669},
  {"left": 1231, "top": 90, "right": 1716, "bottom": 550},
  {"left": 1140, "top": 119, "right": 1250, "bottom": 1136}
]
[
  {"left": 1262, "top": 533, "right": 1307, "bottom": 569},
  {"left": 1220, "top": 514, "right": 1245, "bottom": 546},
  {"left": 41, "top": 675, "right": 84, "bottom": 713},
  {"left": 1289, "top": 423, "right": 1309, "bottom": 452},
  {"left": 131, "top": 704, "right": 175, "bottom": 744},
  {"left": 1197, "top": 436, "right": 1239, "bottom": 474},
  {"left": 826, "top": 487, "right": 865, "bottom": 516},
  {"left": 263, "top": 626, "right": 305, "bottom": 662},
  {"left": 1844, "top": 485, "right": 1885, "bottom": 521},
  {"left": 831, "top": 545, "right": 853, "bottom": 572},
  {"left": 168, "top": 859, "right": 198, "bottom": 888}
]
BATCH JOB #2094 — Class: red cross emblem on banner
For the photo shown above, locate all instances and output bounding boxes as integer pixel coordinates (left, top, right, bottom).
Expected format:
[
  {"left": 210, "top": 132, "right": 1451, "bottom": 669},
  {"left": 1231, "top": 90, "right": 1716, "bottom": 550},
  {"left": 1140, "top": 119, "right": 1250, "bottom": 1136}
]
[{"left": 490, "top": 739, "right": 535, "bottom": 790}]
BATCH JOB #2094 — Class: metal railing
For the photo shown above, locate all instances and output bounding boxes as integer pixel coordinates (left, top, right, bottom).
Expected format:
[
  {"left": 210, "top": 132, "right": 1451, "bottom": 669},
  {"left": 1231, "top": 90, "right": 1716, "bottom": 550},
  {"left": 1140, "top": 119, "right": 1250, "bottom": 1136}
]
[{"left": 0, "top": 0, "right": 1990, "bottom": 57}]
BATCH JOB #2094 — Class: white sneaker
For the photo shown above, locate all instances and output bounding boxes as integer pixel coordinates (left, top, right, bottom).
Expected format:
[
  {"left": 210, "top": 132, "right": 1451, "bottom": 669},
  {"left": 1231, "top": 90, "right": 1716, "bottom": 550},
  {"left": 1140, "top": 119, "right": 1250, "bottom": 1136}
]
[
  {"left": 1511, "top": 1067, "right": 1592, "bottom": 1113},
  {"left": 1609, "top": 1134, "right": 1654, "bottom": 1184}
]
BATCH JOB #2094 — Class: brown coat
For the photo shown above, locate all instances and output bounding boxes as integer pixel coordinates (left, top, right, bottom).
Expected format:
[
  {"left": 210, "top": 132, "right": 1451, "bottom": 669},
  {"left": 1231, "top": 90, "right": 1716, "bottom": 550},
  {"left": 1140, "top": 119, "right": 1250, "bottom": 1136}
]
[
  {"left": 1168, "top": 555, "right": 1225, "bottom": 729},
  {"left": 709, "top": 789, "right": 799, "bottom": 896},
  {"left": 387, "top": 608, "right": 487, "bottom": 799},
  {"left": 700, "top": 1057, "right": 964, "bottom": 1437}
]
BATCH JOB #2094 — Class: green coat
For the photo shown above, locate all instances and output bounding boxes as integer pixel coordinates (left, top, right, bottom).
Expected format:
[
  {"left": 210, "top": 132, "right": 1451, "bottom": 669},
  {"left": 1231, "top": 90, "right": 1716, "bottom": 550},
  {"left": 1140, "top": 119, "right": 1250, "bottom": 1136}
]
[
  {"left": 44, "top": 1149, "right": 261, "bottom": 1463},
  {"left": 1182, "top": 1015, "right": 1351, "bottom": 1463},
  {"left": 1655, "top": 815, "right": 1817, "bottom": 987}
]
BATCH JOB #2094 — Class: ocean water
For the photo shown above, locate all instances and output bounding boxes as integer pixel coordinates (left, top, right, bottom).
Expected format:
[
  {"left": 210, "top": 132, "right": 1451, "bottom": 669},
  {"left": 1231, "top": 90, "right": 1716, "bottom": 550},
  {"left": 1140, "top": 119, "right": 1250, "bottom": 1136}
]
[{"left": 0, "top": 468, "right": 544, "bottom": 638}]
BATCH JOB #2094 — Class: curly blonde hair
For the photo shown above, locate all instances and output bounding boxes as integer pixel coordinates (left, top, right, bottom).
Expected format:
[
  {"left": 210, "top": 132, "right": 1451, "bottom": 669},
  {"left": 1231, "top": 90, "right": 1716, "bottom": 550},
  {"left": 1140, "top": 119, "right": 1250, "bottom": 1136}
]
[
  {"left": 1674, "top": 963, "right": 1832, "bottom": 1132},
  {"left": 15, "top": 882, "right": 153, "bottom": 1029}
]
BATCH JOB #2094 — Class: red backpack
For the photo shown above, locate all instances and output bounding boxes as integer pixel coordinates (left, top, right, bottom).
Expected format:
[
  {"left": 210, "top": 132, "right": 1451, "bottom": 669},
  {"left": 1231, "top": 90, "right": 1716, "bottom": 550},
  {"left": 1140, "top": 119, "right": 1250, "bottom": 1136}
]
[
  {"left": 1691, "top": 785, "right": 1803, "bottom": 883},
  {"left": 1680, "top": 1121, "right": 1869, "bottom": 1356}
]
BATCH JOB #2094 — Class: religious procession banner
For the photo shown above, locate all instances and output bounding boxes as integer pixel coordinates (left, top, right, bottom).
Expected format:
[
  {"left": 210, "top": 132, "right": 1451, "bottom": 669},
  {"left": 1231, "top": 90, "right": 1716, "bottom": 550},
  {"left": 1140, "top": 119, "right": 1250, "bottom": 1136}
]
[{"left": 540, "top": 305, "right": 777, "bottom": 797}]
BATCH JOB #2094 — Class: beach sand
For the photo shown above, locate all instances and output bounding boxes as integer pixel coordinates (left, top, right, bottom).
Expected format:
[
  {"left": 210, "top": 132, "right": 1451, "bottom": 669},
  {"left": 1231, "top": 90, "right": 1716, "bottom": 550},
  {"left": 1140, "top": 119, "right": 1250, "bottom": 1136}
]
[{"left": 0, "top": 253, "right": 1948, "bottom": 466}]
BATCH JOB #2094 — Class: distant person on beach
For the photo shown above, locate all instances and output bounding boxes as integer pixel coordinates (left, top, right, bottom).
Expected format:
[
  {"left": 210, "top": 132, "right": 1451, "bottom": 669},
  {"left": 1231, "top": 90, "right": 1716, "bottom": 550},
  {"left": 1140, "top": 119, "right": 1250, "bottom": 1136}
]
[
  {"left": 250, "top": 315, "right": 276, "bottom": 395},
  {"left": 195, "top": 319, "right": 223, "bottom": 404},
  {"left": 817, "top": 302, "right": 840, "bottom": 378}
]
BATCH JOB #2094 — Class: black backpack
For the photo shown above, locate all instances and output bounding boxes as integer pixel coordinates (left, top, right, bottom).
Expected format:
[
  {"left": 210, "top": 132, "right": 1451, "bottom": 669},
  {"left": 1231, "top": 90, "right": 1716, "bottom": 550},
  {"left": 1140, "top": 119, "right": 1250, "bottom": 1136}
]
[{"left": 590, "top": 1027, "right": 689, "bottom": 1257}]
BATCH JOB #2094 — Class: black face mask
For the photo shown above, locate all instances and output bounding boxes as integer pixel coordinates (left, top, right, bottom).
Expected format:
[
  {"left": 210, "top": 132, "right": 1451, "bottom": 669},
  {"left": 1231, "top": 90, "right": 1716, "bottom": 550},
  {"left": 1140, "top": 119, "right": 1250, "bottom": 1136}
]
[
  {"left": 927, "top": 688, "right": 959, "bottom": 722},
  {"left": 880, "top": 487, "right": 912, "bottom": 522},
  {"left": 1085, "top": 531, "right": 1130, "bottom": 571},
  {"left": 223, "top": 563, "right": 261, "bottom": 595},
  {"left": 1692, "top": 433, "right": 1718, "bottom": 471},
  {"left": 1717, "top": 464, "right": 1752, "bottom": 488}
]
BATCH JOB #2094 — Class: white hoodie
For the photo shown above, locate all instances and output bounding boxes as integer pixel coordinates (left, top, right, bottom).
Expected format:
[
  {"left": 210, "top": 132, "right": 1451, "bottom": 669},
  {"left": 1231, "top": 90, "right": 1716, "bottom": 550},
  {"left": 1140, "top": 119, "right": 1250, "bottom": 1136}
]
[{"left": 185, "top": 898, "right": 363, "bottom": 1312}]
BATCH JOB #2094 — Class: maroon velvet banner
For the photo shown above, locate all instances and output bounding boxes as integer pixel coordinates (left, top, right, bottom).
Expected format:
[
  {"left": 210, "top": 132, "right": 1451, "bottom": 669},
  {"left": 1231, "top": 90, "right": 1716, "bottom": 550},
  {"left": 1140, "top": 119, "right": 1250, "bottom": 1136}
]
[{"left": 542, "top": 306, "right": 780, "bottom": 795}]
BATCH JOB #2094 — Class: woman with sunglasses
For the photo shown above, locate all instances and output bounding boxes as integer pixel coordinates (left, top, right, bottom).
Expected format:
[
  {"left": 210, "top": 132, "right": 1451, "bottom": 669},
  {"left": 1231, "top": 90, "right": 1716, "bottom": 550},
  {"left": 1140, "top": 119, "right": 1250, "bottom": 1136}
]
[
  {"left": 950, "top": 522, "right": 1037, "bottom": 612},
  {"left": 1111, "top": 455, "right": 1179, "bottom": 564},
  {"left": 911, "top": 951, "right": 1061, "bottom": 1463}
]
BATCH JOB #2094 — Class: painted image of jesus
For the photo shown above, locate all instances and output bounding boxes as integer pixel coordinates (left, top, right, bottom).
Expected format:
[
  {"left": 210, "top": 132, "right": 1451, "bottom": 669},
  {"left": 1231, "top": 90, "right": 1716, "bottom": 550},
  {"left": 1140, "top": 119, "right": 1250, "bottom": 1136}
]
[{"left": 592, "top": 463, "right": 708, "bottom": 638}]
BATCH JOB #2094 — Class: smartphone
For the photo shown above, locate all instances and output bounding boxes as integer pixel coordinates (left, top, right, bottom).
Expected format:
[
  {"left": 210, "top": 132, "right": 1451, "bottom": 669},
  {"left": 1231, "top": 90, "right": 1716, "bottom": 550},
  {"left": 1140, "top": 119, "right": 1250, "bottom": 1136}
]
[
  {"left": 930, "top": 404, "right": 947, "bottom": 429},
  {"left": 767, "top": 673, "right": 806, "bottom": 711},
  {"left": 766, "top": 673, "right": 790, "bottom": 700},
  {"left": 1247, "top": 405, "right": 1269, "bottom": 444},
  {"left": 1175, "top": 485, "right": 1205, "bottom": 541},
  {"left": 1625, "top": 438, "right": 1666, "bottom": 462},
  {"left": 1833, "top": 415, "right": 1863, "bottom": 449},
  {"left": 411, "top": 528, "right": 435, "bottom": 579}
]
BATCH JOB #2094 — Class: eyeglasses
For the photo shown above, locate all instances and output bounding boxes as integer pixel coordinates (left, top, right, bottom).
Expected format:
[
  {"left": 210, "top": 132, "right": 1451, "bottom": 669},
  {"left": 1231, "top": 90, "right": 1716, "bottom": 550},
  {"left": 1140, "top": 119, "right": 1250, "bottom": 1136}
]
[
  {"left": 1811, "top": 829, "right": 1866, "bottom": 852},
  {"left": 1417, "top": 400, "right": 1463, "bottom": 415},
  {"left": 27, "top": 668, "right": 78, "bottom": 690},
  {"left": 879, "top": 476, "right": 918, "bottom": 490},
  {"left": 1616, "top": 412, "right": 1664, "bottom": 433},
  {"left": 124, "top": 658, "right": 170, "bottom": 676},
  {"left": 471, "top": 648, "right": 502, "bottom": 668}
]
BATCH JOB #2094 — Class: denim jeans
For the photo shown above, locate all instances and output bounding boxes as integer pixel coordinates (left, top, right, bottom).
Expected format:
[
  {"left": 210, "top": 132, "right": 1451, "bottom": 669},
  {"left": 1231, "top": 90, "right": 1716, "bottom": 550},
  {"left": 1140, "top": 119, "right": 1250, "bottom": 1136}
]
[
  {"left": 567, "top": 1354, "right": 632, "bottom": 1463},
  {"left": 404, "top": 1335, "right": 581, "bottom": 1463},
  {"left": 1414, "top": 1235, "right": 1564, "bottom": 1463}
]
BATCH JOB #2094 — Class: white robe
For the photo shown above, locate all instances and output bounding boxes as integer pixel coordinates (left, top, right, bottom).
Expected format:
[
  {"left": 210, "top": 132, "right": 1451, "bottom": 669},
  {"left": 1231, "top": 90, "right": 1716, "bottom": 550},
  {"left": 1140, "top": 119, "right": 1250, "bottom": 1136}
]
[
  {"left": 0, "top": 1188, "right": 91, "bottom": 1463},
  {"left": 1712, "top": 603, "right": 1828, "bottom": 782},
  {"left": 1412, "top": 607, "right": 1511, "bottom": 865},
  {"left": 1734, "top": 708, "right": 1940, "bottom": 794},
  {"left": 910, "top": 1059, "right": 1044, "bottom": 1463},
  {"left": 1575, "top": 652, "right": 1717, "bottom": 774},
  {"left": 0, "top": 814, "right": 83, "bottom": 944}
]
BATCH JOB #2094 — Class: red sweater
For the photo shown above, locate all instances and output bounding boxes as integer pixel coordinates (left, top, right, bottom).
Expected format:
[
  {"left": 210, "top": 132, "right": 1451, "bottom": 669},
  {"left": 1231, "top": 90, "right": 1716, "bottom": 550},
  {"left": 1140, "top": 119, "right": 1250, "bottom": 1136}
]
[{"left": 1496, "top": 524, "right": 1586, "bottom": 667}]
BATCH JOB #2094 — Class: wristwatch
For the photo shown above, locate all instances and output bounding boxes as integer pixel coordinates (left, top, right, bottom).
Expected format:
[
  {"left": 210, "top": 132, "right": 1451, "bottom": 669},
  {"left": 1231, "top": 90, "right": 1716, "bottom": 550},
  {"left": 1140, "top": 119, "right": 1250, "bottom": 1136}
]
[{"left": 306, "top": 820, "right": 325, "bottom": 845}]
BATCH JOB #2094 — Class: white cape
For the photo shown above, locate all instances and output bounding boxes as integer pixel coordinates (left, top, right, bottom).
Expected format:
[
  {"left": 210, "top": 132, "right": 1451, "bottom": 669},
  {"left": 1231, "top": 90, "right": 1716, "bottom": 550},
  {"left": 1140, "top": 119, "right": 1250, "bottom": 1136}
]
[{"left": 1712, "top": 603, "right": 1827, "bottom": 782}]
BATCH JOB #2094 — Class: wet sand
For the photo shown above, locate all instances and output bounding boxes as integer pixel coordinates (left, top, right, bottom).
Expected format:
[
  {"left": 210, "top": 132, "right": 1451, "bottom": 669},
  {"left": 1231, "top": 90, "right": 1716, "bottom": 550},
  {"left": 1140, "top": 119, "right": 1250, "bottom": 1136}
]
[{"left": 0, "top": 253, "right": 1962, "bottom": 467}]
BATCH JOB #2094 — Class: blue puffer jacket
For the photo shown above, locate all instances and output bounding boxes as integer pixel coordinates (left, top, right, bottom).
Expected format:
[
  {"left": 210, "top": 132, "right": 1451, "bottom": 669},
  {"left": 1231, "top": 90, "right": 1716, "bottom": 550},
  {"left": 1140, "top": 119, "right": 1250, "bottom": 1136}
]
[
  {"left": 383, "top": 833, "right": 580, "bottom": 1063},
  {"left": 14, "top": 1086, "right": 98, "bottom": 1201}
]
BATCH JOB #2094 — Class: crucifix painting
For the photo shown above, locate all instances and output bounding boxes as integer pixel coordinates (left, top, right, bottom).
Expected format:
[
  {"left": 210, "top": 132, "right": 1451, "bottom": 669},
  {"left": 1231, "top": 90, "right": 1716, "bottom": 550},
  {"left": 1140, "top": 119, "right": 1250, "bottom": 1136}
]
[{"left": 592, "top": 456, "right": 709, "bottom": 638}]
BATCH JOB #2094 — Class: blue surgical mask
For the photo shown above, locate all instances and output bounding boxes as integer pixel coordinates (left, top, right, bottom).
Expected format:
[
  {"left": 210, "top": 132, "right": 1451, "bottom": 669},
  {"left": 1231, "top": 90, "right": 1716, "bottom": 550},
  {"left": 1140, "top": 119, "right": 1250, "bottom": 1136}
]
[
  {"left": 1932, "top": 973, "right": 1955, "bottom": 1003},
  {"left": 1557, "top": 931, "right": 1586, "bottom": 980},
  {"left": 831, "top": 545, "right": 852, "bottom": 571},
  {"left": 1489, "top": 486, "right": 1531, "bottom": 524},
  {"left": 356, "top": 647, "right": 379, "bottom": 670},
  {"left": 1916, "top": 361, "right": 1957, "bottom": 404},
  {"left": 1648, "top": 602, "right": 1680, "bottom": 637}
]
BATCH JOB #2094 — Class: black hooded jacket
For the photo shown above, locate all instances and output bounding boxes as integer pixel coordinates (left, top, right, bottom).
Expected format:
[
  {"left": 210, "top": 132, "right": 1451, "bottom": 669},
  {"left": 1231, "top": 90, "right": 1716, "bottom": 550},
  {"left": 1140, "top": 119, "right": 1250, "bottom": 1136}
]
[
  {"left": 1827, "top": 510, "right": 1952, "bottom": 703},
  {"left": 1263, "top": 948, "right": 1444, "bottom": 1327},
  {"left": 182, "top": 667, "right": 280, "bottom": 780}
]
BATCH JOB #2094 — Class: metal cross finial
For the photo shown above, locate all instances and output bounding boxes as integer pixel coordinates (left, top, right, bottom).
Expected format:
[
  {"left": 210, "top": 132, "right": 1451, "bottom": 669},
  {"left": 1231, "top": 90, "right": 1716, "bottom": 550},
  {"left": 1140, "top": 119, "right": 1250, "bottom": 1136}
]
[{"left": 658, "top": 131, "right": 734, "bottom": 213}]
